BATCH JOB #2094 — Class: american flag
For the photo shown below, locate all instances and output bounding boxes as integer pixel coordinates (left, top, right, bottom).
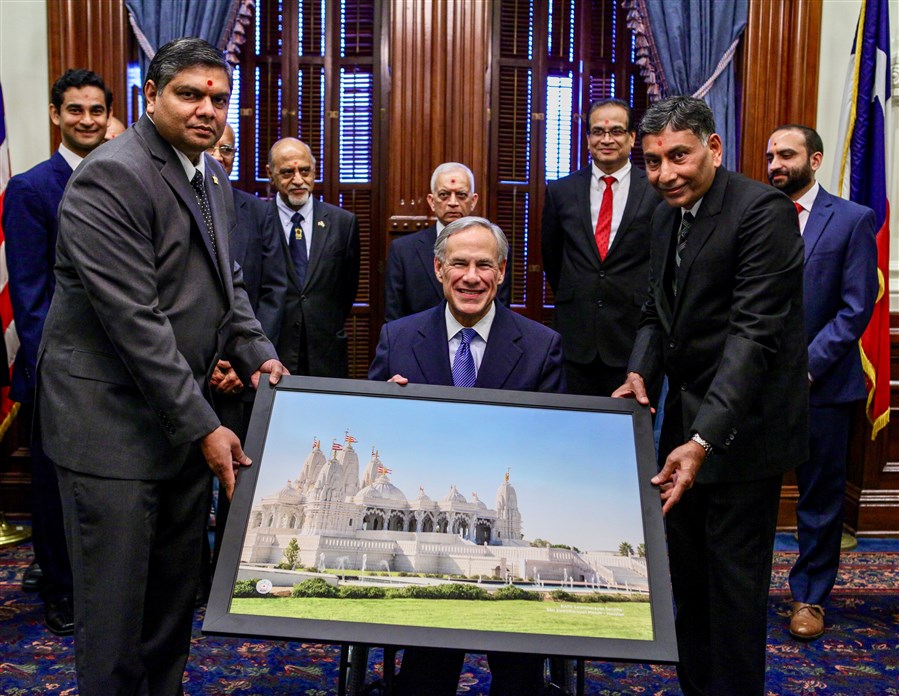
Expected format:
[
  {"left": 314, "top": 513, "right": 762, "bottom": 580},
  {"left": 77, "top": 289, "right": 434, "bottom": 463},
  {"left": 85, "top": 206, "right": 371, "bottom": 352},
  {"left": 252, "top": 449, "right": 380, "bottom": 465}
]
[
  {"left": 832, "top": 0, "right": 892, "bottom": 439},
  {"left": 0, "top": 83, "right": 19, "bottom": 440}
]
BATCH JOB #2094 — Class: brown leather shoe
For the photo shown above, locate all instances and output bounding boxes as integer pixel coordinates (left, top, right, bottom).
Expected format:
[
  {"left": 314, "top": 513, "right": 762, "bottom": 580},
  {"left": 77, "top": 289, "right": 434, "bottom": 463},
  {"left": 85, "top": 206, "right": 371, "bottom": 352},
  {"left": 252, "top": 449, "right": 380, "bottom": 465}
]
[{"left": 790, "top": 602, "right": 825, "bottom": 641}]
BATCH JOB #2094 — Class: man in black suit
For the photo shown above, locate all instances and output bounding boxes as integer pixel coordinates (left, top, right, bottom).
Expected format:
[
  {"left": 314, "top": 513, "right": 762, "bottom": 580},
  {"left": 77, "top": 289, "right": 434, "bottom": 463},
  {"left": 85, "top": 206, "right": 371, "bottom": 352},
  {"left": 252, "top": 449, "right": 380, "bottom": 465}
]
[
  {"left": 542, "top": 98, "right": 660, "bottom": 396},
  {"left": 267, "top": 137, "right": 360, "bottom": 377},
  {"left": 39, "top": 38, "right": 286, "bottom": 695},
  {"left": 384, "top": 162, "right": 510, "bottom": 321},
  {"left": 614, "top": 96, "right": 808, "bottom": 696},
  {"left": 4, "top": 68, "right": 113, "bottom": 635}
]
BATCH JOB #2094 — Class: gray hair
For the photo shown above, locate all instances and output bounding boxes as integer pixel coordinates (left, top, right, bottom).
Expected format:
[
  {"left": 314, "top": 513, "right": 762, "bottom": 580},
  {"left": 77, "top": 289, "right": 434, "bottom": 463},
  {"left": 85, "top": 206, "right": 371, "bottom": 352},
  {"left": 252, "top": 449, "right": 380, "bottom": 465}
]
[
  {"left": 434, "top": 216, "right": 509, "bottom": 266},
  {"left": 639, "top": 96, "right": 716, "bottom": 145},
  {"left": 430, "top": 162, "right": 476, "bottom": 193},
  {"left": 146, "top": 38, "right": 232, "bottom": 93}
]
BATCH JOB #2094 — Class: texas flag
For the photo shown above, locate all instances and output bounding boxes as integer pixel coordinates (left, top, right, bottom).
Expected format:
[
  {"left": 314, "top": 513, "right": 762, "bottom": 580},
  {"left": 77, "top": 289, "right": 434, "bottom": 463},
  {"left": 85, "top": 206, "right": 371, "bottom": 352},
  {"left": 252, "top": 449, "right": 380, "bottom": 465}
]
[{"left": 832, "top": 0, "right": 892, "bottom": 439}]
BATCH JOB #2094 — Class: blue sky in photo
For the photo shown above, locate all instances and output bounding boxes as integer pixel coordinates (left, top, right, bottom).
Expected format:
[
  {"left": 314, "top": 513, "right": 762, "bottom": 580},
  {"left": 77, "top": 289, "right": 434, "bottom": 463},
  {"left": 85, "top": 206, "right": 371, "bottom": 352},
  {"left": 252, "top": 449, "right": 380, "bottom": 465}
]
[{"left": 246, "top": 389, "right": 647, "bottom": 552}]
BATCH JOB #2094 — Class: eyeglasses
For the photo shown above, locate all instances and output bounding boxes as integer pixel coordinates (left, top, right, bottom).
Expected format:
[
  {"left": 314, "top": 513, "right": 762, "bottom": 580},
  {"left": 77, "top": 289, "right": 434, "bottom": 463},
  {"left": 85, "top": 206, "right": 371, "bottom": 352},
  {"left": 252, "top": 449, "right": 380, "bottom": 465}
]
[
  {"left": 207, "top": 144, "right": 236, "bottom": 157},
  {"left": 588, "top": 127, "right": 629, "bottom": 139}
]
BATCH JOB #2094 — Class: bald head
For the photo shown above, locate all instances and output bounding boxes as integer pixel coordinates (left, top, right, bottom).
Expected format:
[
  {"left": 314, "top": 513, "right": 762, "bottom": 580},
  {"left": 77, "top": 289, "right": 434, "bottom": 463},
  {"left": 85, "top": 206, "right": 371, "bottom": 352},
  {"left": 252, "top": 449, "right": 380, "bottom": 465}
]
[
  {"left": 207, "top": 123, "right": 236, "bottom": 174},
  {"left": 267, "top": 137, "right": 316, "bottom": 209},
  {"left": 104, "top": 115, "right": 126, "bottom": 141}
]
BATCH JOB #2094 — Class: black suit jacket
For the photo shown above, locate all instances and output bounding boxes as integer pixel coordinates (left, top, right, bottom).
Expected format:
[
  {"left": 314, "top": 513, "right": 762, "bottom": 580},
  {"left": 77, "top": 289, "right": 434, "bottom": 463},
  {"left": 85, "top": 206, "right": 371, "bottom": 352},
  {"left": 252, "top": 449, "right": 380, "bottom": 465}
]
[
  {"left": 230, "top": 188, "right": 286, "bottom": 343},
  {"left": 274, "top": 197, "right": 361, "bottom": 377},
  {"left": 384, "top": 224, "right": 512, "bottom": 321},
  {"left": 628, "top": 167, "right": 808, "bottom": 484},
  {"left": 542, "top": 165, "right": 660, "bottom": 366}
]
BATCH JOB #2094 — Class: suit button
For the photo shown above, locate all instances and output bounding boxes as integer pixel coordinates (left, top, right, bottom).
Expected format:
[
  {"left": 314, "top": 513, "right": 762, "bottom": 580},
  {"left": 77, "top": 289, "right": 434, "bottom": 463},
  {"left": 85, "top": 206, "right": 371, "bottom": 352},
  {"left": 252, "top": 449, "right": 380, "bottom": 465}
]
[
  {"left": 596, "top": 300, "right": 604, "bottom": 308},
  {"left": 301, "top": 295, "right": 307, "bottom": 301},
  {"left": 680, "top": 383, "right": 687, "bottom": 391},
  {"left": 599, "top": 271, "right": 606, "bottom": 278},
  {"left": 668, "top": 341, "right": 676, "bottom": 349}
]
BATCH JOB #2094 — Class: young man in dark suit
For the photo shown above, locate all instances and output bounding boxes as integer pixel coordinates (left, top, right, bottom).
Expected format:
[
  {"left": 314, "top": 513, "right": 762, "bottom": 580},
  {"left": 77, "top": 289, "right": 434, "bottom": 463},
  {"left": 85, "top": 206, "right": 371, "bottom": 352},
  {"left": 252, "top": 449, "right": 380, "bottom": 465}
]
[
  {"left": 614, "top": 96, "right": 808, "bottom": 696},
  {"left": 371, "top": 216, "right": 564, "bottom": 695},
  {"left": 542, "top": 98, "right": 660, "bottom": 396},
  {"left": 267, "top": 137, "right": 361, "bottom": 377},
  {"left": 766, "top": 124, "right": 877, "bottom": 641},
  {"left": 384, "top": 162, "right": 511, "bottom": 321},
  {"left": 39, "top": 38, "right": 286, "bottom": 695},
  {"left": 3, "top": 68, "right": 112, "bottom": 635}
]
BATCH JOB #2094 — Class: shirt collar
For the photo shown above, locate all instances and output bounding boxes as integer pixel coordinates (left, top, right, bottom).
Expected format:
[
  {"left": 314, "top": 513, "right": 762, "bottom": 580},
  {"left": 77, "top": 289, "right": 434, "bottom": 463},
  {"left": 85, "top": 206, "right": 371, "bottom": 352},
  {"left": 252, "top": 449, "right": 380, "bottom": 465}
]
[
  {"left": 795, "top": 181, "right": 820, "bottom": 213},
  {"left": 445, "top": 301, "right": 496, "bottom": 344},
  {"left": 682, "top": 197, "right": 703, "bottom": 218},
  {"left": 591, "top": 160, "right": 631, "bottom": 183},
  {"left": 57, "top": 144, "right": 84, "bottom": 172},
  {"left": 276, "top": 194, "right": 314, "bottom": 225}
]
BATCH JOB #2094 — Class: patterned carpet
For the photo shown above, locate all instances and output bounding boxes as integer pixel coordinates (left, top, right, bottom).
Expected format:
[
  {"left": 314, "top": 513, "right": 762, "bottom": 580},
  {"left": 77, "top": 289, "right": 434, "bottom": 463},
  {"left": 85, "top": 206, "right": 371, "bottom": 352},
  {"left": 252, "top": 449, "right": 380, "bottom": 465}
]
[{"left": 1, "top": 536, "right": 897, "bottom": 695}]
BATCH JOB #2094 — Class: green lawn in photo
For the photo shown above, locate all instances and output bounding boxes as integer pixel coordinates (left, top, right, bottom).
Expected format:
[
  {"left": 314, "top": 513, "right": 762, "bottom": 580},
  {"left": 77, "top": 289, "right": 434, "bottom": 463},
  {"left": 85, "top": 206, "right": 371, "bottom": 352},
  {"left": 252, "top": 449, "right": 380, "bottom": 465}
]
[{"left": 230, "top": 597, "right": 653, "bottom": 641}]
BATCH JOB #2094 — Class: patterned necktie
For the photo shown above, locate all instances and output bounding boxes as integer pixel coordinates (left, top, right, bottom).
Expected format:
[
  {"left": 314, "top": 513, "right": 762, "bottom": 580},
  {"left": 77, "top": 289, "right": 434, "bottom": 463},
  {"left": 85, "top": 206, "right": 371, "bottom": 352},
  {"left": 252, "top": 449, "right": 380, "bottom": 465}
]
[
  {"left": 190, "top": 170, "right": 217, "bottom": 255},
  {"left": 452, "top": 328, "right": 478, "bottom": 388},
  {"left": 289, "top": 211, "right": 308, "bottom": 287},
  {"left": 594, "top": 175, "right": 616, "bottom": 261},
  {"left": 672, "top": 212, "right": 694, "bottom": 297}
]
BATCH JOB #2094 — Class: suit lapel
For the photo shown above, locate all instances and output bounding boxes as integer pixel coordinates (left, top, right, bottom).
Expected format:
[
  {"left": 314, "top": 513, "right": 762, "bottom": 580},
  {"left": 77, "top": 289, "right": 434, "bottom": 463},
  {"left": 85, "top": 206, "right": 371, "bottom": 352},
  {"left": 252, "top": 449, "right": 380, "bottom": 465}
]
[
  {"left": 654, "top": 204, "right": 678, "bottom": 328},
  {"left": 411, "top": 306, "right": 453, "bottom": 385},
  {"left": 574, "top": 167, "right": 602, "bottom": 265},
  {"left": 802, "top": 190, "right": 833, "bottom": 263},
  {"left": 415, "top": 226, "right": 443, "bottom": 299},
  {"left": 476, "top": 304, "right": 523, "bottom": 389},
  {"left": 608, "top": 167, "right": 645, "bottom": 257},
  {"left": 50, "top": 151, "right": 74, "bottom": 192},
  {"left": 137, "top": 117, "right": 223, "bottom": 284},
  {"left": 305, "top": 198, "right": 329, "bottom": 287}
]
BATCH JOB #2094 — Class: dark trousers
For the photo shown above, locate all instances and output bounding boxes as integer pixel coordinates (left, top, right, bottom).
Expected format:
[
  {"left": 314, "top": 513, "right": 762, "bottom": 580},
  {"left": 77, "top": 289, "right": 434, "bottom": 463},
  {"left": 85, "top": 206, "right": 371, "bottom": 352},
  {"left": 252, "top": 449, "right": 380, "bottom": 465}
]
[
  {"left": 57, "top": 453, "right": 210, "bottom": 696},
  {"left": 789, "top": 402, "right": 855, "bottom": 605},
  {"left": 666, "top": 475, "right": 782, "bottom": 696},
  {"left": 29, "top": 430, "right": 73, "bottom": 602},
  {"left": 562, "top": 357, "right": 626, "bottom": 398},
  {"left": 395, "top": 648, "right": 546, "bottom": 696}
]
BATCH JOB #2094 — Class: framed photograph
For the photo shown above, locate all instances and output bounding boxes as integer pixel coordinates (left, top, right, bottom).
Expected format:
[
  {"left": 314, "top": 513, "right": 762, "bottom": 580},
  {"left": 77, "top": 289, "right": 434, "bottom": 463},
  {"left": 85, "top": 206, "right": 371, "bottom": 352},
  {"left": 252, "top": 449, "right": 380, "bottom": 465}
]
[{"left": 203, "top": 377, "right": 677, "bottom": 663}]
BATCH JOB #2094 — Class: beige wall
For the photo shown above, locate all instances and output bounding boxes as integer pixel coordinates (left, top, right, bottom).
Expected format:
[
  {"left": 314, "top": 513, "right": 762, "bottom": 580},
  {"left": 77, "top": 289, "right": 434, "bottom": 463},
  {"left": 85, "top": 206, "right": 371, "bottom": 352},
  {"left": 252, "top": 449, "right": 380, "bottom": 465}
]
[
  {"left": 817, "top": 0, "right": 899, "bottom": 307},
  {"left": 0, "top": 0, "right": 50, "bottom": 174}
]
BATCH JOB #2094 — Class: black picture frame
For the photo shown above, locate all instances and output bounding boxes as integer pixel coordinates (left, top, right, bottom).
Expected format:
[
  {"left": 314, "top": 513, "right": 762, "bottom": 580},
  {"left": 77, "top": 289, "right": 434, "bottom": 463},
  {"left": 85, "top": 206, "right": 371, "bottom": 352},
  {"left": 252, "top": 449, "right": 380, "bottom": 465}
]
[{"left": 203, "top": 376, "right": 677, "bottom": 664}]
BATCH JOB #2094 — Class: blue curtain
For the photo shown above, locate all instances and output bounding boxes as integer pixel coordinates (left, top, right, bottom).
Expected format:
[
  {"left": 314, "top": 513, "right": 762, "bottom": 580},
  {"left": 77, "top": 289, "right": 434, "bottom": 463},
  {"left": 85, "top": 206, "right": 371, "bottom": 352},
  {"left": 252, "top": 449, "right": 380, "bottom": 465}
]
[
  {"left": 124, "top": 0, "right": 241, "bottom": 76},
  {"left": 632, "top": 0, "right": 748, "bottom": 171}
]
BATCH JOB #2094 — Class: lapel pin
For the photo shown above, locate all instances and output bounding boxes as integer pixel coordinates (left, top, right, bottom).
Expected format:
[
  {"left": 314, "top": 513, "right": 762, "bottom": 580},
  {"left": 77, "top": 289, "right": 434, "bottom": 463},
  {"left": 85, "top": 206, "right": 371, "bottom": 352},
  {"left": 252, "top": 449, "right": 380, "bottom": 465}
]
[
  {"left": 211, "top": 174, "right": 219, "bottom": 185},
  {"left": 317, "top": 220, "right": 326, "bottom": 228}
]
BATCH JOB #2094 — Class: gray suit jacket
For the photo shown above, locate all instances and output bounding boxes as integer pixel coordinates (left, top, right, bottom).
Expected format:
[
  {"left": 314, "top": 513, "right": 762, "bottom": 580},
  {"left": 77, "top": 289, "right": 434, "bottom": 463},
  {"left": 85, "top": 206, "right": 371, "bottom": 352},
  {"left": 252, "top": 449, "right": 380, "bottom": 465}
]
[{"left": 38, "top": 115, "right": 276, "bottom": 480}]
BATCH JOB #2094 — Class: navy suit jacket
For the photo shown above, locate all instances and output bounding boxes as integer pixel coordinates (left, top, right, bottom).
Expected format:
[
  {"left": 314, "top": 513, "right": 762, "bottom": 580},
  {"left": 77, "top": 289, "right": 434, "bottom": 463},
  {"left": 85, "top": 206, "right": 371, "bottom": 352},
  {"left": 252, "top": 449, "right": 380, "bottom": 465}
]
[
  {"left": 542, "top": 165, "right": 660, "bottom": 366},
  {"left": 369, "top": 301, "right": 565, "bottom": 393},
  {"left": 384, "top": 224, "right": 512, "bottom": 322},
  {"left": 803, "top": 187, "right": 878, "bottom": 406},
  {"left": 2, "top": 151, "right": 72, "bottom": 403},
  {"left": 274, "top": 197, "right": 361, "bottom": 377},
  {"left": 230, "top": 188, "right": 286, "bottom": 343}
]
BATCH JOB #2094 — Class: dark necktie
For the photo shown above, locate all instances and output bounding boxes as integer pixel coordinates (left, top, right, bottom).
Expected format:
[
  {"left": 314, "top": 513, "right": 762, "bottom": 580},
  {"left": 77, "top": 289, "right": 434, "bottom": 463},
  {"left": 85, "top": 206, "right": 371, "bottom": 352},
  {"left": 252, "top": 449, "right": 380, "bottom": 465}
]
[
  {"left": 673, "top": 212, "right": 694, "bottom": 297},
  {"left": 289, "top": 212, "right": 308, "bottom": 287},
  {"left": 594, "top": 175, "right": 616, "bottom": 261},
  {"left": 452, "top": 328, "right": 478, "bottom": 388},
  {"left": 190, "top": 170, "right": 217, "bottom": 255}
]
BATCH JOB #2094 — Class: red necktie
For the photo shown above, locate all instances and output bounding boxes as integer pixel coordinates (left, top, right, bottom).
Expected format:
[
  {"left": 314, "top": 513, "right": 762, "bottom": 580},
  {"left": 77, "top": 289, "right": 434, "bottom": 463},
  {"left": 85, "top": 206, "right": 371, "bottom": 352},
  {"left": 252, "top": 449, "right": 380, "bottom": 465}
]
[
  {"left": 594, "top": 175, "right": 616, "bottom": 261},
  {"left": 794, "top": 202, "right": 803, "bottom": 215}
]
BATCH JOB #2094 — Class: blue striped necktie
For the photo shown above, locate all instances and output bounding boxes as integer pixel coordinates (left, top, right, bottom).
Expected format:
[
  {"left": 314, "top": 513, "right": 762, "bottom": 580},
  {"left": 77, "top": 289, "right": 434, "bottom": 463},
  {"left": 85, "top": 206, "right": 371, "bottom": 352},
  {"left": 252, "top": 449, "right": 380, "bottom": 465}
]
[{"left": 452, "top": 328, "right": 477, "bottom": 388}]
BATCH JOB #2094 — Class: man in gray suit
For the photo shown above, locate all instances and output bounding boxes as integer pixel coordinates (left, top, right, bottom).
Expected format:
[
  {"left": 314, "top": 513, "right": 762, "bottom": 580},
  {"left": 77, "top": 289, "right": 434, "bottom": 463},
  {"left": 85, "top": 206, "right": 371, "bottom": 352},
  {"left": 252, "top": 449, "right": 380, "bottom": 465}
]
[{"left": 38, "top": 38, "right": 287, "bottom": 695}]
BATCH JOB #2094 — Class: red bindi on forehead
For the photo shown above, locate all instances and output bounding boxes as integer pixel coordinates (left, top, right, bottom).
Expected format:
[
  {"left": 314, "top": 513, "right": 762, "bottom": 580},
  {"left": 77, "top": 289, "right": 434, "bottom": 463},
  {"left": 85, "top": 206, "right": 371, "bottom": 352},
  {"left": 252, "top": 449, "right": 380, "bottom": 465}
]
[
  {"left": 451, "top": 178, "right": 456, "bottom": 184},
  {"left": 604, "top": 119, "right": 609, "bottom": 124},
  {"left": 207, "top": 80, "right": 213, "bottom": 86},
  {"left": 657, "top": 139, "right": 663, "bottom": 146}
]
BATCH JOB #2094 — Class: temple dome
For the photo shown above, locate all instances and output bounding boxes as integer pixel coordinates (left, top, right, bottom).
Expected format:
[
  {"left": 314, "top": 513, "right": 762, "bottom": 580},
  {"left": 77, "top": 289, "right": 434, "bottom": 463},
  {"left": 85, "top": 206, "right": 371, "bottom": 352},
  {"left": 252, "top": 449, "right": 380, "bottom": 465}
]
[
  {"left": 355, "top": 474, "right": 407, "bottom": 504},
  {"left": 442, "top": 485, "right": 467, "bottom": 504}
]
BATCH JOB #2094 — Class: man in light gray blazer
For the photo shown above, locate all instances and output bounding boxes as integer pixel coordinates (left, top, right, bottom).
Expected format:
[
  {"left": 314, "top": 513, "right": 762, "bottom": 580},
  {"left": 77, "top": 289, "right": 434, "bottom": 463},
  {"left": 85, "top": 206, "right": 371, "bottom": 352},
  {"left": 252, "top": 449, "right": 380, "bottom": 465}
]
[{"left": 38, "top": 38, "right": 286, "bottom": 696}]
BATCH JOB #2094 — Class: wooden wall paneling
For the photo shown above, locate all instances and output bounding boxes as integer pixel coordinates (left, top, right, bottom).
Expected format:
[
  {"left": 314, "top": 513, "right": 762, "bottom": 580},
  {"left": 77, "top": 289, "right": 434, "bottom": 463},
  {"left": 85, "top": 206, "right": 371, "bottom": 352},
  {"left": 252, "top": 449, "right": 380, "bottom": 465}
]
[
  {"left": 47, "top": 0, "right": 131, "bottom": 152},
  {"left": 739, "top": 0, "right": 820, "bottom": 183},
  {"left": 386, "top": 0, "right": 490, "bottom": 242}
]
